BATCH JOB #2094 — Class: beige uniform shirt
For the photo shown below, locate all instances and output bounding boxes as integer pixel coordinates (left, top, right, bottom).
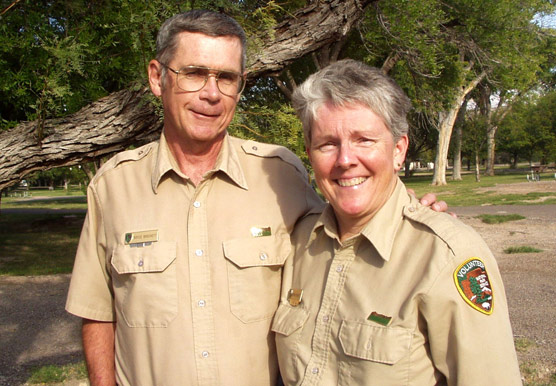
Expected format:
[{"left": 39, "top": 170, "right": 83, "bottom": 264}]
[
  {"left": 66, "top": 133, "right": 323, "bottom": 386},
  {"left": 274, "top": 179, "right": 521, "bottom": 385}
]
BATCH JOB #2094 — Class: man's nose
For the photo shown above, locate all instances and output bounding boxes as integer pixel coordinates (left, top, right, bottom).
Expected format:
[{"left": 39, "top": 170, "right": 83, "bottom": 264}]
[{"left": 200, "top": 74, "right": 221, "bottom": 101}]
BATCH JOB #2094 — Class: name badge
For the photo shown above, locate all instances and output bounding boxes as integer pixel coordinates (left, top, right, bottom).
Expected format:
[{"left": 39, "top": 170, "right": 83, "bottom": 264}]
[{"left": 125, "top": 230, "right": 159, "bottom": 245}]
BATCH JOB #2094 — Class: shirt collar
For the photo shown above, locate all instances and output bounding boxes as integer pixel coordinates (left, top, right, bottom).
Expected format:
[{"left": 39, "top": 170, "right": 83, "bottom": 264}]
[
  {"left": 151, "top": 132, "right": 248, "bottom": 193},
  {"left": 312, "top": 178, "right": 410, "bottom": 261}
]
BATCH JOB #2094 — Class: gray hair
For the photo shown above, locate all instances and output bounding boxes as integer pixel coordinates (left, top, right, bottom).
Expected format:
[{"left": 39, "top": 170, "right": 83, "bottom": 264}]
[
  {"left": 292, "top": 59, "right": 411, "bottom": 147},
  {"left": 156, "top": 10, "right": 247, "bottom": 82}
]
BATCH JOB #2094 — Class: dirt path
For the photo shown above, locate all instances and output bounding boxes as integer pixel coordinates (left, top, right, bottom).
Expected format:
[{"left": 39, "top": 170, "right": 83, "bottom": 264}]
[
  {"left": 1, "top": 182, "right": 555, "bottom": 385},
  {"left": 0, "top": 275, "right": 82, "bottom": 386}
]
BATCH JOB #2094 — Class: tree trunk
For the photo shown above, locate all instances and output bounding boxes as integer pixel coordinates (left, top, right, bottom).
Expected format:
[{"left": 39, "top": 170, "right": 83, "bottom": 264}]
[
  {"left": 432, "top": 70, "right": 486, "bottom": 185},
  {"left": 451, "top": 97, "right": 468, "bottom": 181},
  {"left": 475, "top": 151, "right": 481, "bottom": 182},
  {"left": 452, "top": 123, "right": 463, "bottom": 180},
  {"left": 485, "top": 126, "right": 497, "bottom": 176},
  {"left": 0, "top": 0, "right": 376, "bottom": 190}
]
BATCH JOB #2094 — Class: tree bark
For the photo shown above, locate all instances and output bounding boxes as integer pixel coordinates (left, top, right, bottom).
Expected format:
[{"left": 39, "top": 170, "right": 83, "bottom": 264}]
[
  {"left": 432, "top": 70, "right": 486, "bottom": 185},
  {"left": 451, "top": 96, "right": 468, "bottom": 181},
  {"left": 0, "top": 0, "right": 375, "bottom": 190}
]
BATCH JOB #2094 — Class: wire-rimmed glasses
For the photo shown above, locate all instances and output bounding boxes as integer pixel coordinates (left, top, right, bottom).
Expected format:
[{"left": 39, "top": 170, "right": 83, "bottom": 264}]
[{"left": 159, "top": 62, "right": 246, "bottom": 97}]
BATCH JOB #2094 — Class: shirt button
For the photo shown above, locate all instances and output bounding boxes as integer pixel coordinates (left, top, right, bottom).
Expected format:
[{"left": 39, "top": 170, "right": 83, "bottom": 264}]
[
  {"left": 195, "top": 249, "right": 203, "bottom": 257},
  {"left": 322, "top": 315, "right": 329, "bottom": 322},
  {"left": 138, "top": 260, "right": 143, "bottom": 267},
  {"left": 312, "top": 367, "right": 319, "bottom": 374},
  {"left": 408, "top": 206, "right": 416, "bottom": 212},
  {"left": 198, "top": 300, "right": 206, "bottom": 307},
  {"left": 201, "top": 351, "right": 209, "bottom": 358},
  {"left": 252, "top": 146, "right": 258, "bottom": 151},
  {"left": 259, "top": 252, "right": 268, "bottom": 261},
  {"left": 193, "top": 201, "right": 201, "bottom": 208},
  {"left": 336, "top": 265, "right": 343, "bottom": 273}
]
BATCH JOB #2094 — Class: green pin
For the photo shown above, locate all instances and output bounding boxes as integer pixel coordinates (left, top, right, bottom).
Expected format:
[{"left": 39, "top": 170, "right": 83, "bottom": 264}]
[{"left": 368, "top": 312, "right": 392, "bottom": 326}]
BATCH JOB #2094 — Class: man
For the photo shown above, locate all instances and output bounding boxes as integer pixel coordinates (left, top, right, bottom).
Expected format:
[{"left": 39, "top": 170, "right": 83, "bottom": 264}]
[{"left": 66, "top": 10, "right": 445, "bottom": 386}]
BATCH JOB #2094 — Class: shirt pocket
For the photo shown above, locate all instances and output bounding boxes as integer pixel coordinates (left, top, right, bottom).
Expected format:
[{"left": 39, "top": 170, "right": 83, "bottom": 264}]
[
  {"left": 339, "top": 320, "right": 412, "bottom": 364},
  {"left": 272, "top": 302, "right": 310, "bottom": 336},
  {"left": 223, "top": 234, "right": 290, "bottom": 323},
  {"left": 111, "top": 241, "right": 177, "bottom": 327},
  {"left": 272, "top": 303, "right": 310, "bottom": 385}
]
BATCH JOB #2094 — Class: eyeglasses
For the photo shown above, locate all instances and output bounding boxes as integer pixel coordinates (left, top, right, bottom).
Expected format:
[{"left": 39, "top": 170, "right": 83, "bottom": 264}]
[{"left": 159, "top": 62, "right": 246, "bottom": 97}]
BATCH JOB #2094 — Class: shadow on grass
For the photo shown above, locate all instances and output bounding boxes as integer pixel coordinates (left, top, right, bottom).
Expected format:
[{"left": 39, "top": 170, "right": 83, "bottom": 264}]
[{"left": 0, "top": 213, "right": 85, "bottom": 275}]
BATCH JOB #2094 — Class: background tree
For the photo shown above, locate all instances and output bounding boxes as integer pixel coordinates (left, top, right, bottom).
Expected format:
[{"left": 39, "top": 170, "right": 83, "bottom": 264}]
[
  {"left": 0, "top": 0, "right": 375, "bottom": 191},
  {"left": 1, "top": 0, "right": 554, "bottom": 193}
]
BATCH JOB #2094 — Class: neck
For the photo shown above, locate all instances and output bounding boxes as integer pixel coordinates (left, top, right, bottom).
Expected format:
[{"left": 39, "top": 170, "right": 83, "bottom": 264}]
[{"left": 164, "top": 130, "right": 225, "bottom": 186}]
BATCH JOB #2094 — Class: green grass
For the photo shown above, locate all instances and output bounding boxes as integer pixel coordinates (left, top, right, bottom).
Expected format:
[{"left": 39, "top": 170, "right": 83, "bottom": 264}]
[
  {"left": 402, "top": 172, "right": 556, "bottom": 206},
  {"left": 504, "top": 245, "right": 543, "bottom": 254},
  {"left": 521, "top": 362, "right": 556, "bottom": 386},
  {"left": 1, "top": 190, "right": 87, "bottom": 210},
  {"left": 515, "top": 337, "right": 537, "bottom": 353},
  {"left": 27, "top": 361, "right": 87, "bottom": 384},
  {"left": 476, "top": 214, "right": 526, "bottom": 224},
  {"left": 0, "top": 213, "right": 85, "bottom": 275}
]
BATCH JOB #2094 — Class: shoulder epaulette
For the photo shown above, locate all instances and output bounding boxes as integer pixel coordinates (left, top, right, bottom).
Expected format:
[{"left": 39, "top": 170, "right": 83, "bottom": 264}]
[
  {"left": 403, "top": 201, "right": 487, "bottom": 257},
  {"left": 241, "top": 140, "right": 309, "bottom": 179},
  {"left": 94, "top": 142, "right": 155, "bottom": 179}
]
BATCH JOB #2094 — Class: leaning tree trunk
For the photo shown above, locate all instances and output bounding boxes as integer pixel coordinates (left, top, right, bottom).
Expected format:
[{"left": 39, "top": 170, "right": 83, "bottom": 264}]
[
  {"left": 432, "top": 70, "right": 486, "bottom": 186},
  {"left": 0, "top": 0, "right": 376, "bottom": 191}
]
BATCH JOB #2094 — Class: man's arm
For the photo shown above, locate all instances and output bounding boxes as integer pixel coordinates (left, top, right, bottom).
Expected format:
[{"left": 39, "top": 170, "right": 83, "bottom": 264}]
[
  {"left": 408, "top": 190, "right": 453, "bottom": 216},
  {"left": 82, "top": 319, "right": 116, "bottom": 386}
]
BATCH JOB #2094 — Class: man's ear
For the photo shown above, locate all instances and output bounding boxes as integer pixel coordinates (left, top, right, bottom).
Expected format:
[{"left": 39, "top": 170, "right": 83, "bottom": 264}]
[
  {"left": 148, "top": 60, "right": 163, "bottom": 97},
  {"left": 235, "top": 72, "right": 247, "bottom": 103}
]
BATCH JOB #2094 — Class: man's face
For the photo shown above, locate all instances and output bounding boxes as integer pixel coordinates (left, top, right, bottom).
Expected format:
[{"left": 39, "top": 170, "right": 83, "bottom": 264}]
[
  {"left": 307, "top": 102, "right": 408, "bottom": 237},
  {"left": 149, "top": 32, "right": 243, "bottom": 150}
]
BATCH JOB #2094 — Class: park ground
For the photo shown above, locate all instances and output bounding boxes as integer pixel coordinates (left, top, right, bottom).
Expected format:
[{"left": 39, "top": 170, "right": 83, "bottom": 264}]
[{"left": 0, "top": 181, "right": 555, "bottom": 385}]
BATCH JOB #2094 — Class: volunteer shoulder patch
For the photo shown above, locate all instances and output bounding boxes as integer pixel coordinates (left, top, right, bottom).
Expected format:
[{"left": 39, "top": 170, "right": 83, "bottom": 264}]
[{"left": 453, "top": 257, "right": 493, "bottom": 315}]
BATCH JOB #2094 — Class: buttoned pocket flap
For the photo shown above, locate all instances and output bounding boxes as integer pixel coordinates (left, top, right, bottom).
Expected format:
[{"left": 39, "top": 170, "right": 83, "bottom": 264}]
[
  {"left": 271, "top": 303, "right": 309, "bottom": 336},
  {"left": 339, "top": 320, "right": 412, "bottom": 364},
  {"left": 223, "top": 235, "right": 290, "bottom": 268},
  {"left": 111, "top": 241, "right": 177, "bottom": 274}
]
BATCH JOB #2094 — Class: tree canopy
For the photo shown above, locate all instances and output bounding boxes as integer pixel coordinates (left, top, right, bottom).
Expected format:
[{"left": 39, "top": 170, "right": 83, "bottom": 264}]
[{"left": 0, "top": 0, "right": 554, "bottom": 190}]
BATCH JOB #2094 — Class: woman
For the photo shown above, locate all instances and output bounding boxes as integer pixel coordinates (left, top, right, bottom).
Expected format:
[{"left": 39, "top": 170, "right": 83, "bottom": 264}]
[{"left": 273, "top": 60, "right": 521, "bottom": 385}]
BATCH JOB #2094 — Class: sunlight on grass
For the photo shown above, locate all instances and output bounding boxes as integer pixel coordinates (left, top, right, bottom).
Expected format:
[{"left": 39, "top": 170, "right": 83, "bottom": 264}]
[
  {"left": 476, "top": 214, "right": 525, "bottom": 224},
  {"left": 402, "top": 172, "right": 556, "bottom": 206},
  {"left": 27, "top": 361, "right": 87, "bottom": 384}
]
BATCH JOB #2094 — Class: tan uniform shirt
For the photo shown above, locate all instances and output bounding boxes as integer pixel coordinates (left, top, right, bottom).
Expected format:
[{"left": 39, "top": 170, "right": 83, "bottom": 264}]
[
  {"left": 274, "top": 179, "right": 521, "bottom": 386},
  {"left": 66, "top": 133, "right": 323, "bottom": 386}
]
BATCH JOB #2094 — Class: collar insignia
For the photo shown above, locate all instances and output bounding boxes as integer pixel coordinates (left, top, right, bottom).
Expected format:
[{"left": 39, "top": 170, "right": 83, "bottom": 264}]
[
  {"left": 250, "top": 226, "right": 271, "bottom": 237},
  {"left": 368, "top": 312, "right": 392, "bottom": 326}
]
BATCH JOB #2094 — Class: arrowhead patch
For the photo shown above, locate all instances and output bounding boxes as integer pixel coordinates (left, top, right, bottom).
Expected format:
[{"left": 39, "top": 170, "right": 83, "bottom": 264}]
[{"left": 454, "top": 258, "right": 493, "bottom": 315}]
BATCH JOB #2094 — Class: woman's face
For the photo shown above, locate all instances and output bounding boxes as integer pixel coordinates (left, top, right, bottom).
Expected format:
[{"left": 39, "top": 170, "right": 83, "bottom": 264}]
[{"left": 307, "top": 102, "right": 408, "bottom": 239}]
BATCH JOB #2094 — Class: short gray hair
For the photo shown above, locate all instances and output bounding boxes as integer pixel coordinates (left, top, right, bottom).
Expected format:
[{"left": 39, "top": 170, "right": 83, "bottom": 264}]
[
  {"left": 156, "top": 10, "right": 247, "bottom": 82},
  {"left": 292, "top": 59, "right": 411, "bottom": 147}
]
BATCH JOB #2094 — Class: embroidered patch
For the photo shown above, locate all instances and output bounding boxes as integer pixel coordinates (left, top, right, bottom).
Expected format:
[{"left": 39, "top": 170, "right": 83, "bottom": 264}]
[{"left": 454, "top": 258, "right": 493, "bottom": 315}]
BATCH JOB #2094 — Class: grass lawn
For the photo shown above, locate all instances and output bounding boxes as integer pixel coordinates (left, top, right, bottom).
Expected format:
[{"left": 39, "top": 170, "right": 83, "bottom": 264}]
[
  {"left": 2, "top": 187, "right": 87, "bottom": 210},
  {"left": 0, "top": 212, "right": 85, "bottom": 275},
  {"left": 402, "top": 171, "right": 556, "bottom": 206}
]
